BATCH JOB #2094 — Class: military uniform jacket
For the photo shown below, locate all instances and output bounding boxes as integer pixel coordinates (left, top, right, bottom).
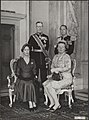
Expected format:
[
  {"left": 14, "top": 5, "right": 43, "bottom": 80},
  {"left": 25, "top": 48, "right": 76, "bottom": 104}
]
[
  {"left": 28, "top": 33, "right": 49, "bottom": 67},
  {"left": 28, "top": 33, "right": 49, "bottom": 51}
]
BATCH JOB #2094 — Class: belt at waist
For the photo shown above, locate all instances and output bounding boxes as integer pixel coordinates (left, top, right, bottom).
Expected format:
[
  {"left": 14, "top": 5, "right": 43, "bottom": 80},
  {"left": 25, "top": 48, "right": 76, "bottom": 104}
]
[
  {"left": 32, "top": 49, "right": 43, "bottom": 52},
  {"left": 19, "top": 76, "right": 34, "bottom": 81}
]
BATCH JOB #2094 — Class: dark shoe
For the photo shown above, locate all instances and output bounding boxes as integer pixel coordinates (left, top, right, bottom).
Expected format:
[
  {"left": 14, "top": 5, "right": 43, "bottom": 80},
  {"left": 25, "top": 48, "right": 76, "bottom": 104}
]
[
  {"left": 33, "top": 107, "right": 37, "bottom": 111},
  {"left": 29, "top": 108, "right": 34, "bottom": 112},
  {"left": 50, "top": 105, "right": 61, "bottom": 112},
  {"left": 46, "top": 105, "right": 54, "bottom": 110}
]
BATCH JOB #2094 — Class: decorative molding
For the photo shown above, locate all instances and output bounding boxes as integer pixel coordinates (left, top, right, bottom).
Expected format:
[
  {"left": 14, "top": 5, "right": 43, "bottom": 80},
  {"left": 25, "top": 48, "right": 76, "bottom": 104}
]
[
  {"left": 1, "top": 11, "right": 26, "bottom": 21},
  {"left": 1, "top": 11, "right": 26, "bottom": 58}
]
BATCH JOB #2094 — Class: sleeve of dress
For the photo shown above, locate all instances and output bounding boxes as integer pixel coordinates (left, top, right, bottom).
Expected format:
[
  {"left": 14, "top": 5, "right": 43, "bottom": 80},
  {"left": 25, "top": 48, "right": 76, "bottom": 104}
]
[
  {"left": 62, "top": 55, "right": 71, "bottom": 72},
  {"left": 32, "top": 60, "right": 37, "bottom": 76},
  {"left": 51, "top": 55, "right": 56, "bottom": 69}
]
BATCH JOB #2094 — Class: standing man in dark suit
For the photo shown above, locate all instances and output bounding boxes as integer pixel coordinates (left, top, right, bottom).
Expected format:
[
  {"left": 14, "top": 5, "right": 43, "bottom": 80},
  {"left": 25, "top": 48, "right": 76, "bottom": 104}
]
[
  {"left": 28, "top": 21, "right": 49, "bottom": 104},
  {"left": 54, "top": 25, "right": 76, "bottom": 56}
]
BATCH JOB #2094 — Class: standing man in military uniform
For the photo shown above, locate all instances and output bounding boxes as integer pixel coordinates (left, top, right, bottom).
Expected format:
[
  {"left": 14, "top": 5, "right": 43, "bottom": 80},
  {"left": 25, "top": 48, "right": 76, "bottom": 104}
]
[
  {"left": 54, "top": 25, "right": 76, "bottom": 56},
  {"left": 28, "top": 21, "right": 49, "bottom": 104}
]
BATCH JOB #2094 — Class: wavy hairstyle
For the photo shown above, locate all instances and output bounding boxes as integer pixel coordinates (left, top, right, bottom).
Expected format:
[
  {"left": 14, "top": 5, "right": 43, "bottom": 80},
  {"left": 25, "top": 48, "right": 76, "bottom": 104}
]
[
  {"left": 54, "top": 40, "right": 67, "bottom": 54},
  {"left": 21, "top": 43, "right": 31, "bottom": 52}
]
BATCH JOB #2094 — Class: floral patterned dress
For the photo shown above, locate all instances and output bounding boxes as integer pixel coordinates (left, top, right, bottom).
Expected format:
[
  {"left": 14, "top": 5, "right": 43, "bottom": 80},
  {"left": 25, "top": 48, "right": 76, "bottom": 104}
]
[{"left": 43, "top": 53, "right": 72, "bottom": 90}]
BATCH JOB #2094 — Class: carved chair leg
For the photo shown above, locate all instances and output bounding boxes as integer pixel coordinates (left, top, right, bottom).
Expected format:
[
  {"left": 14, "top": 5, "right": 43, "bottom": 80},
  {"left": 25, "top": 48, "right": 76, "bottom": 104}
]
[
  {"left": 71, "top": 94, "right": 74, "bottom": 103},
  {"left": 9, "top": 89, "right": 13, "bottom": 107},
  {"left": 68, "top": 90, "right": 72, "bottom": 109},
  {"left": 13, "top": 94, "right": 16, "bottom": 102}
]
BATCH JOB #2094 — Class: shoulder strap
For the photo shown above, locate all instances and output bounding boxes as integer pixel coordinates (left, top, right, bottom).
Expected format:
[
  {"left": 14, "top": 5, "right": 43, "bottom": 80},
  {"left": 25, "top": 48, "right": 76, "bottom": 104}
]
[{"left": 32, "top": 34, "right": 48, "bottom": 57}]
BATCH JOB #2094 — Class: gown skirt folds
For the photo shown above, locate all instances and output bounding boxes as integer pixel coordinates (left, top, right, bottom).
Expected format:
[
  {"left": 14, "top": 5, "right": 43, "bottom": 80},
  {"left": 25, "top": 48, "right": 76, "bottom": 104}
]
[{"left": 15, "top": 78, "right": 36, "bottom": 102}]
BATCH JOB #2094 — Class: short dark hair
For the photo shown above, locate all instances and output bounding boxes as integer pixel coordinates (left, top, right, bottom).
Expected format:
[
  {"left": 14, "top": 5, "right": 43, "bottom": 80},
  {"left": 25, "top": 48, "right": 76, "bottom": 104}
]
[
  {"left": 36, "top": 21, "right": 43, "bottom": 26},
  {"left": 54, "top": 41, "right": 67, "bottom": 54},
  {"left": 21, "top": 43, "right": 31, "bottom": 52},
  {"left": 60, "top": 25, "right": 67, "bottom": 30}
]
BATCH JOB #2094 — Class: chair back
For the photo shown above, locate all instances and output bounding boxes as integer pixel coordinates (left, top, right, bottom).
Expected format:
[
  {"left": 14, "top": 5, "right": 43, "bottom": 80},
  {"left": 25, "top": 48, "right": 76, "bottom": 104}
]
[
  {"left": 71, "top": 59, "right": 76, "bottom": 77},
  {"left": 10, "top": 59, "right": 18, "bottom": 75},
  {"left": 7, "top": 58, "right": 18, "bottom": 87}
]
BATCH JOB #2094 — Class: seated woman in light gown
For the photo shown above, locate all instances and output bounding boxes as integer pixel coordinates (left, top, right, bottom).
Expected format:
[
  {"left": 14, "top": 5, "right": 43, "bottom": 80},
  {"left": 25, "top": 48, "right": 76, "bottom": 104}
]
[
  {"left": 14, "top": 43, "right": 37, "bottom": 111},
  {"left": 43, "top": 40, "right": 72, "bottom": 112}
]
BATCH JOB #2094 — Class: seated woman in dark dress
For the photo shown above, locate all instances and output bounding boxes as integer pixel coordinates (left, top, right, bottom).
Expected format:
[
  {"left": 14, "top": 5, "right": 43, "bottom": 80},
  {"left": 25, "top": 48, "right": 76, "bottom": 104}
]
[{"left": 15, "top": 43, "right": 37, "bottom": 111}]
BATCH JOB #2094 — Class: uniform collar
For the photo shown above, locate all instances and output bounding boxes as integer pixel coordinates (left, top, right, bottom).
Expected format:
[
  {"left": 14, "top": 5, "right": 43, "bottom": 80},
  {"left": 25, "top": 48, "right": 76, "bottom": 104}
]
[
  {"left": 61, "top": 34, "right": 68, "bottom": 39},
  {"left": 36, "top": 32, "right": 43, "bottom": 36}
]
